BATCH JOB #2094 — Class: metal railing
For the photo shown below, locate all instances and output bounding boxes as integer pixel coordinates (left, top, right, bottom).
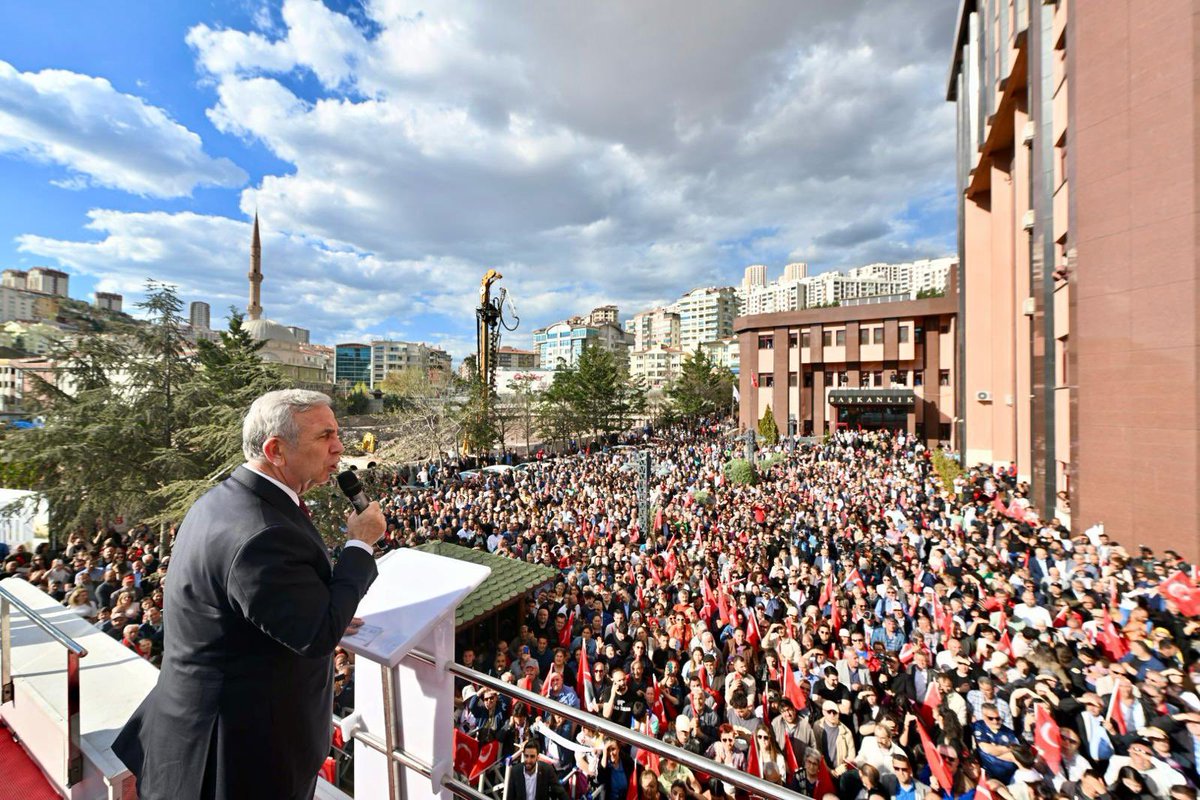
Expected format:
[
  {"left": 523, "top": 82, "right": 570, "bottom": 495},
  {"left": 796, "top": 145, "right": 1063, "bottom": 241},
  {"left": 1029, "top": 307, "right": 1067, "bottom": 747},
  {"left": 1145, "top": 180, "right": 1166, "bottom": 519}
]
[
  {"left": 0, "top": 582, "right": 89, "bottom": 786},
  {"left": 345, "top": 647, "right": 814, "bottom": 800}
]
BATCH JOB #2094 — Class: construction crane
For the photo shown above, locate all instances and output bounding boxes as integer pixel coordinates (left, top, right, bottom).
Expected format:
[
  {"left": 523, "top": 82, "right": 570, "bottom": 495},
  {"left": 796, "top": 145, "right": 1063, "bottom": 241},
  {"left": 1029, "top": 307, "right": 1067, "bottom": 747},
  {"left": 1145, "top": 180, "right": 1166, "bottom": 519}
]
[{"left": 475, "top": 270, "right": 518, "bottom": 430}]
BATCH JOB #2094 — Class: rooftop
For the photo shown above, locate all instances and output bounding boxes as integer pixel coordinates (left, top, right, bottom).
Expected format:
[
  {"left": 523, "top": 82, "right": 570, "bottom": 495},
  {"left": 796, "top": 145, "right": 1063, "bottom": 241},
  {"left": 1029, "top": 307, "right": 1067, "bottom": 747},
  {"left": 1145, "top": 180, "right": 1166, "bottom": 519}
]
[{"left": 413, "top": 541, "right": 558, "bottom": 628}]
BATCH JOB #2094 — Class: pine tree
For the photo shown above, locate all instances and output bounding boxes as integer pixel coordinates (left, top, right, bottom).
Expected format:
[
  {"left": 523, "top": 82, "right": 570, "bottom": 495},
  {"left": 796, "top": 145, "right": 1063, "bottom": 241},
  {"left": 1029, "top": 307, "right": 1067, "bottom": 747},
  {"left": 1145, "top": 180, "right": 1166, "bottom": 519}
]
[{"left": 758, "top": 404, "right": 780, "bottom": 445}]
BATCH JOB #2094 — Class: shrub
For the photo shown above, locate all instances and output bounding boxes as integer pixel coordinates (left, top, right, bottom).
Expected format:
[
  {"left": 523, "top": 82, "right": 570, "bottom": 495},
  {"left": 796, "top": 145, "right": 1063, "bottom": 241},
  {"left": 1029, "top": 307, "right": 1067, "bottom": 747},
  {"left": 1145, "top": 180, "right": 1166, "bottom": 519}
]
[
  {"left": 724, "top": 458, "right": 757, "bottom": 485},
  {"left": 931, "top": 448, "right": 964, "bottom": 495}
]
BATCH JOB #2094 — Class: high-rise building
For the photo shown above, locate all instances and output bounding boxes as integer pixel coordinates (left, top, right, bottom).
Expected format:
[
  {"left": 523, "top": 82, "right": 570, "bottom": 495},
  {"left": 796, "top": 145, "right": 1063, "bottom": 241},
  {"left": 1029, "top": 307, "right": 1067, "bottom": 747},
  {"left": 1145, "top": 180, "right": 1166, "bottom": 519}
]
[
  {"left": 334, "top": 343, "right": 373, "bottom": 387},
  {"left": 371, "top": 340, "right": 452, "bottom": 385},
  {"left": 190, "top": 301, "right": 211, "bottom": 330},
  {"left": 782, "top": 262, "right": 808, "bottom": 282},
  {"left": 948, "top": 0, "right": 1200, "bottom": 553},
  {"left": 628, "top": 345, "right": 684, "bottom": 390},
  {"left": 2, "top": 270, "right": 28, "bottom": 290},
  {"left": 586, "top": 305, "right": 619, "bottom": 326},
  {"left": 668, "top": 286, "right": 738, "bottom": 354},
  {"left": 94, "top": 292, "right": 122, "bottom": 313},
  {"left": 625, "top": 308, "right": 681, "bottom": 351},
  {"left": 532, "top": 318, "right": 631, "bottom": 369},
  {"left": 738, "top": 268, "right": 809, "bottom": 317},
  {"left": 741, "top": 265, "right": 767, "bottom": 291},
  {"left": 25, "top": 268, "right": 68, "bottom": 298}
]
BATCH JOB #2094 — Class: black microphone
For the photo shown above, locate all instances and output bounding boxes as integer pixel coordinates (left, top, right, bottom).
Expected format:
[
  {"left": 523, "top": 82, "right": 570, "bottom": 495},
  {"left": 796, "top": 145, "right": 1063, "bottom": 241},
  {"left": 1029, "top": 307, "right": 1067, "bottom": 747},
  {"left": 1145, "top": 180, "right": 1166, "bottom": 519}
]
[{"left": 336, "top": 470, "right": 370, "bottom": 513}]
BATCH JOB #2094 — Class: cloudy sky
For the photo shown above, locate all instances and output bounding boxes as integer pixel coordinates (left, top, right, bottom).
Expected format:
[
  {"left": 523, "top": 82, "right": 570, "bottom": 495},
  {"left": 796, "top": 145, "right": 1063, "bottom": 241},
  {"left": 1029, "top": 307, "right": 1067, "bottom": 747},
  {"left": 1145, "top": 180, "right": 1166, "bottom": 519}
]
[{"left": 0, "top": 0, "right": 958, "bottom": 357}]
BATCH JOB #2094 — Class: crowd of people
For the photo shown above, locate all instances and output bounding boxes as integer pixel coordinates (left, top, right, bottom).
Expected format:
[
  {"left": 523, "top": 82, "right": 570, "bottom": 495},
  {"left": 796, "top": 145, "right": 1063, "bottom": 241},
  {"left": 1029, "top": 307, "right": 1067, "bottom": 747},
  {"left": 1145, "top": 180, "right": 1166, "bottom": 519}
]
[
  {"left": 425, "top": 426, "right": 1200, "bottom": 800},
  {"left": 4, "top": 421, "right": 1200, "bottom": 800}
]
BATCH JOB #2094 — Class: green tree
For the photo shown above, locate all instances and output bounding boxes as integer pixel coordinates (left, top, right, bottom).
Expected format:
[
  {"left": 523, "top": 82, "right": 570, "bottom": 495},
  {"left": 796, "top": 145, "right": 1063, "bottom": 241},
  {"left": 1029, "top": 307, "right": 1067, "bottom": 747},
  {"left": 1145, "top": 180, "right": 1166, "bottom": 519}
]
[
  {"left": 758, "top": 404, "right": 780, "bottom": 445},
  {"left": 0, "top": 284, "right": 194, "bottom": 534},
  {"left": 537, "top": 364, "right": 580, "bottom": 450},
  {"left": 150, "top": 309, "right": 285, "bottom": 523},
  {"left": 665, "top": 348, "right": 735, "bottom": 421},
  {"left": 571, "top": 345, "right": 646, "bottom": 441}
]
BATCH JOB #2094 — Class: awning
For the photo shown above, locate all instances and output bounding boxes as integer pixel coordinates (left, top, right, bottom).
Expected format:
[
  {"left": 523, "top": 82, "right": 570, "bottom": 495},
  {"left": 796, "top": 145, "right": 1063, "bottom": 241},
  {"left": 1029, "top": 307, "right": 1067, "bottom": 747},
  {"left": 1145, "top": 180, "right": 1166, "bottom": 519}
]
[{"left": 828, "top": 388, "right": 917, "bottom": 407}]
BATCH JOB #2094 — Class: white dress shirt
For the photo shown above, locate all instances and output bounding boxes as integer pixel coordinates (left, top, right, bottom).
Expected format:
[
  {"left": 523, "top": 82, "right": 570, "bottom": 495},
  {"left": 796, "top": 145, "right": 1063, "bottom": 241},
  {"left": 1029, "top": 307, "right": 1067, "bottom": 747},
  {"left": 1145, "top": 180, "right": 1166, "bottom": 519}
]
[{"left": 243, "top": 464, "right": 373, "bottom": 554}]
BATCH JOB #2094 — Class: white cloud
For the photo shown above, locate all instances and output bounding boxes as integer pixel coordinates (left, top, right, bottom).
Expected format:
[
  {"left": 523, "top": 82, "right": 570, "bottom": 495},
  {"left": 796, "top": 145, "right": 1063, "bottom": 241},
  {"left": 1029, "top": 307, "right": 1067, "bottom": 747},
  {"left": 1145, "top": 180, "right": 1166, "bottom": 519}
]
[
  {"left": 0, "top": 60, "right": 246, "bottom": 198},
  {"left": 19, "top": 0, "right": 960, "bottom": 347}
]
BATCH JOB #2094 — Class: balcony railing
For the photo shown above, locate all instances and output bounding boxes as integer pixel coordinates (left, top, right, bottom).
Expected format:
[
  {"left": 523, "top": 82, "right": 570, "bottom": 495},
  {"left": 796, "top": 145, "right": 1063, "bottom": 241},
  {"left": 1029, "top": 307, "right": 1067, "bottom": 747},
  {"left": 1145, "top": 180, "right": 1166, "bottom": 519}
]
[
  {"left": 343, "top": 646, "right": 815, "bottom": 800},
  {"left": 0, "top": 582, "right": 89, "bottom": 786}
]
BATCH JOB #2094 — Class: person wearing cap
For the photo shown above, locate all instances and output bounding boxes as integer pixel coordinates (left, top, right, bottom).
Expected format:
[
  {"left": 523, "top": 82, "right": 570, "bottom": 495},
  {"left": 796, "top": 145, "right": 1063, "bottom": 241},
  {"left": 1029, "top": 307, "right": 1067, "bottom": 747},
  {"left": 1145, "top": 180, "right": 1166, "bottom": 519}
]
[{"left": 814, "top": 699, "right": 856, "bottom": 778}]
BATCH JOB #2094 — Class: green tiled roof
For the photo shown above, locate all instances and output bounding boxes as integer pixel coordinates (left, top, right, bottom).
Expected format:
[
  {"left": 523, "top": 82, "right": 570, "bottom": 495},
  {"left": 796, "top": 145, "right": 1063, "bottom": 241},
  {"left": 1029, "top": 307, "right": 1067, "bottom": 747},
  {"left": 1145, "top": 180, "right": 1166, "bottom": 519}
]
[{"left": 415, "top": 541, "right": 559, "bottom": 629}]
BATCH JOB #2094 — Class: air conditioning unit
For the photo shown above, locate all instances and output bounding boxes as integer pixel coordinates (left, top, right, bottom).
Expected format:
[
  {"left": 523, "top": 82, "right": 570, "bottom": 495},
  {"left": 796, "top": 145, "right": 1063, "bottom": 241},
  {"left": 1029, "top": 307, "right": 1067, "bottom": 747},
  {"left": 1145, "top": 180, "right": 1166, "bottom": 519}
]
[
  {"left": 1022, "top": 210, "right": 1036, "bottom": 230},
  {"left": 1022, "top": 297, "right": 1036, "bottom": 316},
  {"left": 976, "top": 390, "right": 993, "bottom": 402}
]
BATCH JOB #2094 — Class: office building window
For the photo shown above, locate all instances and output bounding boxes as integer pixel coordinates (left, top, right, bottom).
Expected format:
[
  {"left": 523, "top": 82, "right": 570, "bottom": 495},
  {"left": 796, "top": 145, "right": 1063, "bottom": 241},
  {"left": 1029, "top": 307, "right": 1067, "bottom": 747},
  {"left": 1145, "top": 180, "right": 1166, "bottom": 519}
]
[
  {"left": 838, "top": 371, "right": 848, "bottom": 387},
  {"left": 801, "top": 331, "right": 810, "bottom": 348},
  {"left": 758, "top": 335, "right": 774, "bottom": 350},
  {"left": 859, "top": 328, "right": 870, "bottom": 345},
  {"left": 873, "top": 371, "right": 883, "bottom": 386},
  {"left": 788, "top": 333, "right": 798, "bottom": 349},
  {"left": 939, "top": 369, "right": 951, "bottom": 386},
  {"left": 823, "top": 371, "right": 832, "bottom": 386},
  {"left": 914, "top": 371, "right": 924, "bottom": 386},
  {"left": 803, "top": 372, "right": 813, "bottom": 387},
  {"left": 788, "top": 372, "right": 798, "bottom": 387},
  {"left": 761, "top": 373, "right": 774, "bottom": 387},
  {"left": 823, "top": 330, "right": 832, "bottom": 347},
  {"left": 859, "top": 372, "right": 870, "bottom": 387},
  {"left": 835, "top": 330, "right": 845, "bottom": 347},
  {"left": 939, "top": 423, "right": 952, "bottom": 441},
  {"left": 873, "top": 327, "right": 884, "bottom": 344},
  {"left": 898, "top": 326, "right": 910, "bottom": 344}
]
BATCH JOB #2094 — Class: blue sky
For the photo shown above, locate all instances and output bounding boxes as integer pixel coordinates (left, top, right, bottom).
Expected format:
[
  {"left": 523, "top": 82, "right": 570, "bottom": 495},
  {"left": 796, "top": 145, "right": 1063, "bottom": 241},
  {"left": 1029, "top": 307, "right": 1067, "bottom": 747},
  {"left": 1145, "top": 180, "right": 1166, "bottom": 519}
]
[{"left": 0, "top": 0, "right": 957, "bottom": 357}]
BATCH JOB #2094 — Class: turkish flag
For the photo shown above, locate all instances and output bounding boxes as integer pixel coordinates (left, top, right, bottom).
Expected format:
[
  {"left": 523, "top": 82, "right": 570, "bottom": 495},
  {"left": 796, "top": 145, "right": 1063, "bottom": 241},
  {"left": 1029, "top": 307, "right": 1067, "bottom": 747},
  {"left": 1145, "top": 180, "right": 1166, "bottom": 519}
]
[
  {"left": 747, "top": 734, "right": 761, "bottom": 778},
  {"left": 1034, "top": 703, "right": 1063, "bottom": 774},
  {"left": 1097, "top": 611, "right": 1130, "bottom": 660},
  {"left": 559, "top": 611, "right": 574, "bottom": 647},
  {"left": 917, "top": 721, "right": 953, "bottom": 793},
  {"left": 813, "top": 754, "right": 837, "bottom": 799},
  {"left": 846, "top": 568, "right": 866, "bottom": 591},
  {"left": 1106, "top": 684, "right": 1128, "bottom": 735},
  {"left": 783, "top": 734, "right": 800, "bottom": 778},
  {"left": 819, "top": 574, "right": 834, "bottom": 608},
  {"left": 578, "top": 640, "right": 596, "bottom": 712},
  {"left": 782, "top": 664, "right": 807, "bottom": 711},
  {"left": 470, "top": 740, "right": 500, "bottom": 781},
  {"left": 320, "top": 756, "right": 337, "bottom": 782},
  {"left": 745, "top": 608, "right": 762, "bottom": 648},
  {"left": 918, "top": 681, "right": 942, "bottom": 731},
  {"left": 454, "top": 729, "right": 480, "bottom": 776},
  {"left": 830, "top": 601, "right": 843, "bottom": 633},
  {"left": 1159, "top": 571, "right": 1200, "bottom": 616},
  {"left": 627, "top": 764, "right": 640, "bottom": 800},
  {"left": 976, "top": 778, "right": 996, "bottom": 800}
]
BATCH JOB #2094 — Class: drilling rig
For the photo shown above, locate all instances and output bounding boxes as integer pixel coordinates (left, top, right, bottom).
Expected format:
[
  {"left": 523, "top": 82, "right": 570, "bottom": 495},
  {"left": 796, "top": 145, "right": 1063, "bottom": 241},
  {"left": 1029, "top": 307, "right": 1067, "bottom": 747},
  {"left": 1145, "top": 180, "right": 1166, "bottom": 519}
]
[{"left": 475, "top": 270, "right": 518, "bottom": 439}]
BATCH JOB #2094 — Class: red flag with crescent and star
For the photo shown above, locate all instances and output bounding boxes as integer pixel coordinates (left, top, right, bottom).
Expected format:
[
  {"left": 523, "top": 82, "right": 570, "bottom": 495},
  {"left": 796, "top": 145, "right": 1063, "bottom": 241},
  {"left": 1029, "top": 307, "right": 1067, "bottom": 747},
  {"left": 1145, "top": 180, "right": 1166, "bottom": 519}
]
[
  {"left": 454, "top": 729, "right": 480, "bottom": 776},
  {"left": 1158, "top": 571, "right": 1200, "bottom": 617},
  {"left": 1034, "top": 703, "right": 1063, "bottom": 774}
]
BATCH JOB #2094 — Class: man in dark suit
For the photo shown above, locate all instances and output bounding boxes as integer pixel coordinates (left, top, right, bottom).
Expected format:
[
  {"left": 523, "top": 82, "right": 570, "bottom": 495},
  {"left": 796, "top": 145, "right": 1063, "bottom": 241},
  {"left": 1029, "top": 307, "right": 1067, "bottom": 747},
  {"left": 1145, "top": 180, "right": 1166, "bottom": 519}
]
[
  {"left": 112, "top": 390, "right": 385, "bottom": 799},
  {"left": 505, "top": 740, "right": 568, "bottom": 800}
]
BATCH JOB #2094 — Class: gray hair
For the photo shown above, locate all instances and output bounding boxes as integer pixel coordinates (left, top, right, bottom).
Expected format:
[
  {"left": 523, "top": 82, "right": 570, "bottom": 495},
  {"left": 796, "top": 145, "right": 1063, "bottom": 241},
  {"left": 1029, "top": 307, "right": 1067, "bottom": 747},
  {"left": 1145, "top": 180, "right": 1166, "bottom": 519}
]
[{"left": 242, "top": 389, "right": 333, "bottom": 460}]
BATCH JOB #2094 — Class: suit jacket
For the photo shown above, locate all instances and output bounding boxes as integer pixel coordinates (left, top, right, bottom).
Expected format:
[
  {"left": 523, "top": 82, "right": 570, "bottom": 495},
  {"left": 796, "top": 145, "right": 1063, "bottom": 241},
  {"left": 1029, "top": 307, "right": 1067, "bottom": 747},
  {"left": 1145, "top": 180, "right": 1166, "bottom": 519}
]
[
  {"left": 505, "top": 761, "right": 568, "bottom": 800},
  {"left": 112, "top": 467, "right": 378, "bottom": 800}
]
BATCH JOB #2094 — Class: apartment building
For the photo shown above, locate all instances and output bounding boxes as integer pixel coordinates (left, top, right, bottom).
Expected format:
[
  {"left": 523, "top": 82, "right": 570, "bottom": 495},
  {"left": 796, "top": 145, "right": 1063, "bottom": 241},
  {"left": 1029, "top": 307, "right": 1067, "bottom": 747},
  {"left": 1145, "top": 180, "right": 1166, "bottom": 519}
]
[{"left": 371, "top": 340, "right": 452, "bottom": 385}]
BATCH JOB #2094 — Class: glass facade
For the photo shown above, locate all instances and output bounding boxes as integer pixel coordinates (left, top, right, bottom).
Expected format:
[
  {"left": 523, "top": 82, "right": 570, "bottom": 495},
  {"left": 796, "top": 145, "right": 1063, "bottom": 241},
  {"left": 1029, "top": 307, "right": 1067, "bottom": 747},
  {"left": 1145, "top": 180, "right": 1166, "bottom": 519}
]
[{"left": 334, "top": 343, "right": 372, "bottom": 387}]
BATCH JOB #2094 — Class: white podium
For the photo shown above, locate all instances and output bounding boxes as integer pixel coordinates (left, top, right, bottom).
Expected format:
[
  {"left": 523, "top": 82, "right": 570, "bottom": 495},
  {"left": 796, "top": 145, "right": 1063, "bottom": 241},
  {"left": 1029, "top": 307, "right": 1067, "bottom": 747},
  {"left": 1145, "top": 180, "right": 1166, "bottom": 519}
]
[{"left": 339, "top": 548, "right": 490, "bottom": 800}]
